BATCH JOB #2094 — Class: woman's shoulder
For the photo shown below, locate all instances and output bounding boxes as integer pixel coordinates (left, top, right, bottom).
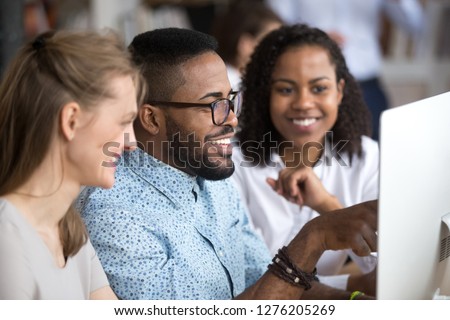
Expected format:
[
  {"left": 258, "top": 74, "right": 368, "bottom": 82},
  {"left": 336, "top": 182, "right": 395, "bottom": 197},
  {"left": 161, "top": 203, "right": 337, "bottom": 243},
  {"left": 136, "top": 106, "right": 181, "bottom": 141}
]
[
  {"left": 0, "top": 199, "right": 22, "bottom": 230},
  {"left": 360, "top": 135, "right": 379, "bottom": 157},
  {"left": 0, "top": 199, "right": 28, "bottom": 264},
  {"left": 361, "top": 135, "right": 379, "bottom": 150},
  {"left": 332, "top": 135, "right": 378, "bottom": 169},
  {"left": 347, "top": 135, "right": 379, "bottom": 169}
]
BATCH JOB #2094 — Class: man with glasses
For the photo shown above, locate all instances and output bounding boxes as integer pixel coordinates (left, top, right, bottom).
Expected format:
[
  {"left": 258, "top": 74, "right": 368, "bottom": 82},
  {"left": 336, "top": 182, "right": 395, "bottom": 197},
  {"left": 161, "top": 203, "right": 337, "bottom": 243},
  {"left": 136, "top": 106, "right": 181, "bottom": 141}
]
[{"left": 77, "top": 28, "right": 377, "bottom": 300}]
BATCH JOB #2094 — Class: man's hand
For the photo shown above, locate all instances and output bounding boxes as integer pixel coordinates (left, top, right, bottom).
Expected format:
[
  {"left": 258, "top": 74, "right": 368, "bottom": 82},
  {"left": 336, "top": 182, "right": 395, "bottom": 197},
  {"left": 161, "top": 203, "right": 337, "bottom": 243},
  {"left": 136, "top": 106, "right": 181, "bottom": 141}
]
[
  {"left": 237, "top": 200, "right": 378, "bottom": 300},
  {"left": 299, "top": 200, "right": 378, "bottom": 257}
]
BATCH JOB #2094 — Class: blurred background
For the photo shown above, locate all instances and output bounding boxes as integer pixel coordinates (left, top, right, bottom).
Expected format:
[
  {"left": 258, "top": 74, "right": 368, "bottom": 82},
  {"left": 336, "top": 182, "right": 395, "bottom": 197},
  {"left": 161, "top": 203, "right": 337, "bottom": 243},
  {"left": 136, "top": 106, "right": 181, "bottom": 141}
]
[{"left": 1, "top": 0, "right": 449, "bottom": 108}]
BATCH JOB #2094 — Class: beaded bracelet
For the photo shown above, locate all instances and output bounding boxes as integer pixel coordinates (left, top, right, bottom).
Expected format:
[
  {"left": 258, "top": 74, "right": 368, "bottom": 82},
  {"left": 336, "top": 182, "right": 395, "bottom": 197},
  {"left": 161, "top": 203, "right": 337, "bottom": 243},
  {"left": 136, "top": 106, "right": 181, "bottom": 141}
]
[{"left": 268, "top": 246, "right": 319, "bottom": 290}]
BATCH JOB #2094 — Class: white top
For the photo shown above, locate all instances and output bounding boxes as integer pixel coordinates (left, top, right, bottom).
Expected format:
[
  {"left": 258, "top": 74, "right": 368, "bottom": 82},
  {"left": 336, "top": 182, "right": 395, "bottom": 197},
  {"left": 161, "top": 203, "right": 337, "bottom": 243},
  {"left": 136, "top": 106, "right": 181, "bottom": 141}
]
[
  {"left": 226, "top": 64, "right": 242, "bottom": 91},
  {"left": 232, "top": 136, "right": 379, "bottom": 289},
  {"left": 266, "top": 0, "right": 424, "bottom": 80},
  {"left": 0, "top": 199, "right": 109, "bottom": 299}
]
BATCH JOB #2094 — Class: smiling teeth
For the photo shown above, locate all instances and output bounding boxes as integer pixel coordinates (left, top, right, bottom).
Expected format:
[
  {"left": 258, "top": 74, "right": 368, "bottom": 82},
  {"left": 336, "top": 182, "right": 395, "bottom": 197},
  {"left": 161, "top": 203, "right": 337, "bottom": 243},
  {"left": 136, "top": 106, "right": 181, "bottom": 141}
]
[
  {"left": 293, "top": 118, "right": 317, "bottom": 126},
  {"left": 210, "top": 138, "right": 231, "bottom": 145}
]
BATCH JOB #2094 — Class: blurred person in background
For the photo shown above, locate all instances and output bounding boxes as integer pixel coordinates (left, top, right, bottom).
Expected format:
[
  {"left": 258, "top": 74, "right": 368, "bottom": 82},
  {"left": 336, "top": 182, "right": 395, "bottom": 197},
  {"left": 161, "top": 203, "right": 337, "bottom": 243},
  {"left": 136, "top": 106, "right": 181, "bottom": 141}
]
[{"left": 212, "top": 0, "right": 283, "bottom": 90}]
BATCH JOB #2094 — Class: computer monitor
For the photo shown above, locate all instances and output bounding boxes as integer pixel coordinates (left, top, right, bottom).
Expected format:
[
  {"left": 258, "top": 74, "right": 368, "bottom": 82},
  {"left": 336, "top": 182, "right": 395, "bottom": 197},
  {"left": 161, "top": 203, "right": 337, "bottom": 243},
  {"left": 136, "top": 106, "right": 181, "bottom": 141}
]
[{"left": 377, "top": 91, "right": 450, "bottom": 299}]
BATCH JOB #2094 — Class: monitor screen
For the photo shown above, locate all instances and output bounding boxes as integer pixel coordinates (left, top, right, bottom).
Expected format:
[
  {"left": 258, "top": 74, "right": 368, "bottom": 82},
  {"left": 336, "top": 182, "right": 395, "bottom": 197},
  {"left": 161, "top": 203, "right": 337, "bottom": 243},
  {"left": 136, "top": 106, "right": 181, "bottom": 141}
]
[{"left": 377, "top": 91, "right": 450, "bottom": 299}]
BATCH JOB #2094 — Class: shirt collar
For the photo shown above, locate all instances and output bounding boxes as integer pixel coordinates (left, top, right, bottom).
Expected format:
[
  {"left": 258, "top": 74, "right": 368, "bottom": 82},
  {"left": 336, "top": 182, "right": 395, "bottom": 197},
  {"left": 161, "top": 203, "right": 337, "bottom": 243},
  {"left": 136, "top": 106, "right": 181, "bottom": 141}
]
[{"left": 120, "top": 148, "right": 200, "bottom": 207}]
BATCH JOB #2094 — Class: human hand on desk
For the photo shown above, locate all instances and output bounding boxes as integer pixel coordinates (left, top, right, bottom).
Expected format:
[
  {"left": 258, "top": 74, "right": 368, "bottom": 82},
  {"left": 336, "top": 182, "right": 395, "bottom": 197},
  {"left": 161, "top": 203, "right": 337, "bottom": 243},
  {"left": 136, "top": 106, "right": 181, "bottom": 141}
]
[
  {"left": 267, "top": 166, "right": 343, "bottom": 213},
  {"left": 290, "top": 200, "right": 378, "bottom": 263},
  {"left": 237, "top": 200, "right": 378, "bottom": 300},
  {"left": 297, "top": 200, "right": 378, "bottom": 298}
]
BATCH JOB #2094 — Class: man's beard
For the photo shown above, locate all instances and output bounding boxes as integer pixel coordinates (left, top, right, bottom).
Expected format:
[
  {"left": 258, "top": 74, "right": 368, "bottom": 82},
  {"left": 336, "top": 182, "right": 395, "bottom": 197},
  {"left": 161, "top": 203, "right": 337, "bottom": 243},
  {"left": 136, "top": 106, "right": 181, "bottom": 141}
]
[{"left": 165, "top": 115, "right": 235, "bottom": 181}]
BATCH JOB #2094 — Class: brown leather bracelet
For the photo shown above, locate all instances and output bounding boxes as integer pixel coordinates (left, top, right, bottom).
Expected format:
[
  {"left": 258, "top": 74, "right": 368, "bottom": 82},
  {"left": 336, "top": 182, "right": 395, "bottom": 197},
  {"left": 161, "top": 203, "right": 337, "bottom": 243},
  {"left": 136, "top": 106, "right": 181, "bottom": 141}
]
[{"left": 267, "top": 246, "right": 319, "bottom": 290}]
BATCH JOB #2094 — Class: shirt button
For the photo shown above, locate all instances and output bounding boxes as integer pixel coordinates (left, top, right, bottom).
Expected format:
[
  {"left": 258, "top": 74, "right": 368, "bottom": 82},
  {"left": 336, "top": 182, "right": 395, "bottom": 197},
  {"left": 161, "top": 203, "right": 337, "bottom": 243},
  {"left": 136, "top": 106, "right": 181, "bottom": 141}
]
[{"left": 218, "top": 250, "right": 224, "bottom": 257}]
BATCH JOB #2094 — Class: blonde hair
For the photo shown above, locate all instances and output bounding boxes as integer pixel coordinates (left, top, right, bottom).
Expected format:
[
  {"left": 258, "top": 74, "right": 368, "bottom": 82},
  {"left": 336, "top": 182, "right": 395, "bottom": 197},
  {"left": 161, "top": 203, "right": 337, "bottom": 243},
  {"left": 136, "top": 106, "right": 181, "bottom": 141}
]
[{"left": 0, "top": 30, "right": 145, "bottom": 256}]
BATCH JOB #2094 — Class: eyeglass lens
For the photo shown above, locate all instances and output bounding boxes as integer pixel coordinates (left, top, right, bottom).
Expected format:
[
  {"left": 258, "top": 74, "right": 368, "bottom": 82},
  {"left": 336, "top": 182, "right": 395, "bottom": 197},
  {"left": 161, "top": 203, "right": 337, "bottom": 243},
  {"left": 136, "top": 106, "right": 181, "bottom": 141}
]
[{"left": 212, "top": 92, "right": 242, "bottom": 125}]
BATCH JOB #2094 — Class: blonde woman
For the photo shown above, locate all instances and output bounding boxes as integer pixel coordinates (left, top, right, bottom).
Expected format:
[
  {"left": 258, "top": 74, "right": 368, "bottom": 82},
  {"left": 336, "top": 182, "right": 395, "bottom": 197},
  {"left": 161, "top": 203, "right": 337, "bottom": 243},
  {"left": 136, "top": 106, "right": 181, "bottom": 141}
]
[{"left": 0, "top": 30, "right": 144, "bottom": 299}]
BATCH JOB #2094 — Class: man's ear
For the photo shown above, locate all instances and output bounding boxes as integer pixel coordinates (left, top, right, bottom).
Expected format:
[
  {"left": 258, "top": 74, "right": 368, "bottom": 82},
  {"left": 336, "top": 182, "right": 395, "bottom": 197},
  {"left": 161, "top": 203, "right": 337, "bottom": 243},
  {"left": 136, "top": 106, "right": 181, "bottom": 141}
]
[
  {"left": 60, "top": 102, "right": 81, "bottom": 141},
  {"left": 139, "top": 104, "right": 163, "bottom": 135}
]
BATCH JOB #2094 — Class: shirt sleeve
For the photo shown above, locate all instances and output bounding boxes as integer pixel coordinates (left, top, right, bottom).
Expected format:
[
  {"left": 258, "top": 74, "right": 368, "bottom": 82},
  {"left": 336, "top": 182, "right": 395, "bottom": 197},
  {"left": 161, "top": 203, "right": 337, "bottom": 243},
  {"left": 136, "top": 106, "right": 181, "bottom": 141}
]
[{"left": 82, "top": 206, "right": 182, "bottom": 300}]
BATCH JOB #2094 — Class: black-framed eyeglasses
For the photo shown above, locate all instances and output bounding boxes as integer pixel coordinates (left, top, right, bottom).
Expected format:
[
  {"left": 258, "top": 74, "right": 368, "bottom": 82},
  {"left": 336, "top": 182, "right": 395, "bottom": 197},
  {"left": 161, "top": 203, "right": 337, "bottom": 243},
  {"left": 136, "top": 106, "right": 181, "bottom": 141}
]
[{"left": 148, "top": 91, "right": 242, "bottom": 126}]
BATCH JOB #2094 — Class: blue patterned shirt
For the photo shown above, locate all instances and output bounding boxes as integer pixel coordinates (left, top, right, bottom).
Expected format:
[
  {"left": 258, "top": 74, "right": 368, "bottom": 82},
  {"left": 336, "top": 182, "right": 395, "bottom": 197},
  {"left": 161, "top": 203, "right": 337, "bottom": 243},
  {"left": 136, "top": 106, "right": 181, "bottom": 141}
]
[{"left": 76, "top": 148, "right": 271, "bottom": 299}]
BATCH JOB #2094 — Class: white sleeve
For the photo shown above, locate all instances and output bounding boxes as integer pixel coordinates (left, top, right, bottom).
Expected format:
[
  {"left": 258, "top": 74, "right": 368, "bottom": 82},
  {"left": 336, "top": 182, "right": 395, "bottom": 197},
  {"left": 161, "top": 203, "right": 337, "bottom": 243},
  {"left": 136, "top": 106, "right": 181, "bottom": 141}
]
[
  {"left": 348, "top": 250, "right": 378, "bottom": 274},
  {"left": 317, "top": 274, "right": 350, "bottom": 290}
]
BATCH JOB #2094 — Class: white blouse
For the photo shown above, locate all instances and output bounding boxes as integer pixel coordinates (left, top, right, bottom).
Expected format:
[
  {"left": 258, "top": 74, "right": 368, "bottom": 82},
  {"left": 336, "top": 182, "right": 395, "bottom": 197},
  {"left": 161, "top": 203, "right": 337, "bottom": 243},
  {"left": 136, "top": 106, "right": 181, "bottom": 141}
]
[{"left": 232, "top": 135, "right": 379, "bottom": 289}]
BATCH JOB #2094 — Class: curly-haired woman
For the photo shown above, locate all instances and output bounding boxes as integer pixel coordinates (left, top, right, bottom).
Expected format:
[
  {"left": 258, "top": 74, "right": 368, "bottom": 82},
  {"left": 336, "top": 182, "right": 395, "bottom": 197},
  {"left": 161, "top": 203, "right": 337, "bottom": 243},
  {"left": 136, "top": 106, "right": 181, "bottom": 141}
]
[{"left": 232, "top": 24, "right": 379, "bottom": 296}]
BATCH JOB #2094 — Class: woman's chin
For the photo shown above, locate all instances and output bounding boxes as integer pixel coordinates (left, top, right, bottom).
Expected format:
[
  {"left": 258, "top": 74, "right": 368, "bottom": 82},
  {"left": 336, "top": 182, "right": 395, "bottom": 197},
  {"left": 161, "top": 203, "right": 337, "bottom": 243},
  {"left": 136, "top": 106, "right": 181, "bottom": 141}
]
[{"left": 93, "top": 175, "right": 115, "bottom": 190}]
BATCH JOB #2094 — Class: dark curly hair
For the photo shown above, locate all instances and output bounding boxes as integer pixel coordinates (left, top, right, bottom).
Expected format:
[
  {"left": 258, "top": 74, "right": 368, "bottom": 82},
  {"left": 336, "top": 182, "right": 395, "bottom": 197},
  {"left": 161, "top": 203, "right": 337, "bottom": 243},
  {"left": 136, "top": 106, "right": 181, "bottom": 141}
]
[{"left": 237, "top": 24, "right": 371, "bottom": 166}]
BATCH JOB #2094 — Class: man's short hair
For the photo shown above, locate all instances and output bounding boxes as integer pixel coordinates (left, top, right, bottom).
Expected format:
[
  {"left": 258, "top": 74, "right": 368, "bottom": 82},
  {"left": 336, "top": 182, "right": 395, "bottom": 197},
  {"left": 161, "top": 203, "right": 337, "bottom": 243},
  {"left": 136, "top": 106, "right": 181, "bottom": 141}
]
[{"left": 129, "top": 28, "right": 218, "bottom": 101}]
